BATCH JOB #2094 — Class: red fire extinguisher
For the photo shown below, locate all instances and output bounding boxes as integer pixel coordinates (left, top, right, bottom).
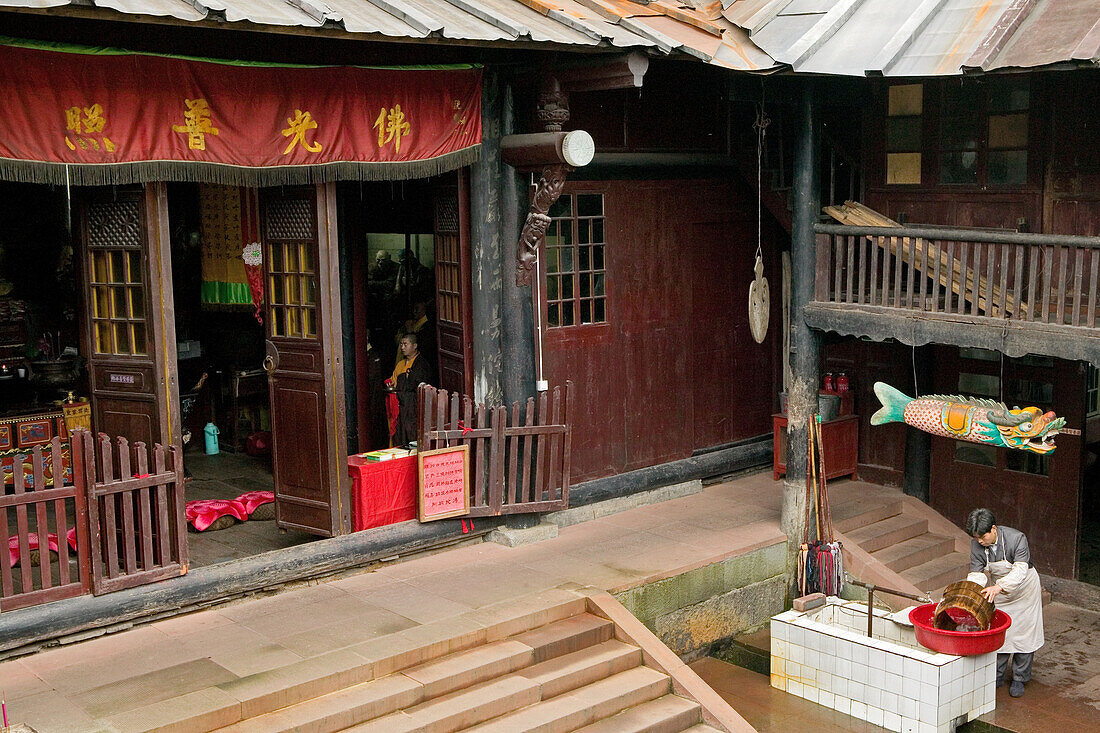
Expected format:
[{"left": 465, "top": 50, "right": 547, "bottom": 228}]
[
  {"left": 836, "top": 372, "right": 850, "bottom": 392},
  {"left": 823, "top": 372, "right": 835, "bottom": 391}
]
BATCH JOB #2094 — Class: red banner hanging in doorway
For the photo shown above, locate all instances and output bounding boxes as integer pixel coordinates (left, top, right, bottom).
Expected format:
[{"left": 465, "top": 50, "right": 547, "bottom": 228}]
[{"left": 0, "top": 40, "right": 481, "bottom": 186}]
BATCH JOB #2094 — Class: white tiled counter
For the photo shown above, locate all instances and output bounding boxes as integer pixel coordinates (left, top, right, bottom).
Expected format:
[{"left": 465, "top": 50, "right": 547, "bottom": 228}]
[{"left": 770, "top": 598, "right": 996, "bottom": 733}]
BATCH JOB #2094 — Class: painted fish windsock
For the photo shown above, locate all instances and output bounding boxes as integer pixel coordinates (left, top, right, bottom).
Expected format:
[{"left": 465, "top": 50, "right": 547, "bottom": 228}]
[{"left": 870, "top": 382, "right": 1065, "bottom": 454}]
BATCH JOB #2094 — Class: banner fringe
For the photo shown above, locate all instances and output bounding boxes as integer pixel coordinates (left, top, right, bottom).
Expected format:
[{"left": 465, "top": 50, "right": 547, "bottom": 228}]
[{"left": 0, "top": 147, "right": 481, "bottom": 187}]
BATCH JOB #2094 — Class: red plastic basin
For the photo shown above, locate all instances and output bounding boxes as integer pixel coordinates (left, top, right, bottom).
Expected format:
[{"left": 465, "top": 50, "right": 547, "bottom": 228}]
[{"left": 909, "top": 603, "right": 1011, "bottom": 656}]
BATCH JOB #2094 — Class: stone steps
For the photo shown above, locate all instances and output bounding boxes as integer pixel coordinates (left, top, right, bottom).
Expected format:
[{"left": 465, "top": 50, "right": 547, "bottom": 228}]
[
  {"left": 846, "top": 514, "right": 928, "bottom": 553},
  {"left": 872, "top": 532, "right": 956, "bottom": 573},
  {"left": 902, "top": 550, "right": 971, "bottom": 592},
  {"left": 189, "top": 603, "right": 722, "bottom": 733},
  {"left": 832, "top": 498, "right": 905, "bottom": 534}
]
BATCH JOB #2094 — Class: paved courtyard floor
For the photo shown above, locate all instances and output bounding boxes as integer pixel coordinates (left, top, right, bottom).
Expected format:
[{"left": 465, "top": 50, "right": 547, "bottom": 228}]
[{"left": 0, "top": 473, "right": 1094, "bottom": 732}]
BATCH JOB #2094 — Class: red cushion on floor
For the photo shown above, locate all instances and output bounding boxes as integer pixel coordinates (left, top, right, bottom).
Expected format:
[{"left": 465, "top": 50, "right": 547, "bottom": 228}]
[
  {"left": 185, "top": 499, "right": 249, "bottom": 532},
  {"left": 8, "top": 533, "right": 59, "bottom": 567},
  {"left": 235, "top": 491, "right": 275, "bottom": 515}
]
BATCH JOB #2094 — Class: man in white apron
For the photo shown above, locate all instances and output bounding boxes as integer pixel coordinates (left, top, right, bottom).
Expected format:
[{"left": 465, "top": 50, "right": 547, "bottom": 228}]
[{"left": 965, "top": 508, "right": 1044, "bottom": 698}]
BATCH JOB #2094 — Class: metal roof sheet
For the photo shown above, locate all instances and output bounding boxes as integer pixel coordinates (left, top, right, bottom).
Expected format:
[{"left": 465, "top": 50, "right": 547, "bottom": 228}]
[
  {"left": 976, "top": 0, "right": 1100, "bottom": 71},
  {"left": 0, "top": 0, "right": 779, "bottom": 69}
]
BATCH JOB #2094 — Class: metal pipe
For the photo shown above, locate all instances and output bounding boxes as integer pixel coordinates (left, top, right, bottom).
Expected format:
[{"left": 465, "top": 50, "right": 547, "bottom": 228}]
[
  {"left": 816, "top": 224, "right": 1100, "bottom": 249},
  {"left": 847, "top": 578, "right": 932, "bottom": 638}
]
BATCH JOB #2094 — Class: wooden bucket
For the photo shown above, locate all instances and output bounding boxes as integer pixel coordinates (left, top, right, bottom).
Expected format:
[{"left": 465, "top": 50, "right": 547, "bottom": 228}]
[{"left": 934, "top": 580, "right": 994, "bottom": 631}]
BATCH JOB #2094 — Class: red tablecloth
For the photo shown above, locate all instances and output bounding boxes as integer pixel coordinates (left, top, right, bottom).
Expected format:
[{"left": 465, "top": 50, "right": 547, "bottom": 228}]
[{"left": 347, "top": 454, "right": 417, "bottom": 531}]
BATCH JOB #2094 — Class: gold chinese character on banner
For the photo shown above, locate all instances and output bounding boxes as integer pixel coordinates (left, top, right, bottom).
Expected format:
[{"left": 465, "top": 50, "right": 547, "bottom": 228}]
[
  {"left": 374, "top": 104, "right": 411, "bottom": 153},
  {"left": 172, "top": 98, "right": 220, "bottom": 151},
  {"left": 452, "top": 99, "right": 466, "bottom": 126},
  {"left": 281, "top": 109, "right": 323, "bottom": 155},
  {"left": 64, "top": 103, "right": 116, "bottom": 152}
]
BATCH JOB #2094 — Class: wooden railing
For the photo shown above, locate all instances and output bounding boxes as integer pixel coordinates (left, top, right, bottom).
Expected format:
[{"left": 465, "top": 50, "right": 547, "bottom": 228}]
[
  {"left": 81, "top": 432, "right": 188, "bottom": 594},
  {"left": 814, "top": 224, "right": 1100, "bottom": 327},
  {"left": 418, "top": 382, "right": 574, "bottom": 517},
  {"left": 0, "top": 437, "right": 90, "bottom": 611}
]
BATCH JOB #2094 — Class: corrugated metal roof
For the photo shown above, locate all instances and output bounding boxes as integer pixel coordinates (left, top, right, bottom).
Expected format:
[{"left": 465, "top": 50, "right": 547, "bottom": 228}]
[
  {"left": 719, "top": 0, "right": 1100, "bottom": 76},
  {"left": 6, "top": 0, "right": 1100, "bottom": 77},
  {"left": 0, "top": 0, "right": 779, "bottom": 70}
]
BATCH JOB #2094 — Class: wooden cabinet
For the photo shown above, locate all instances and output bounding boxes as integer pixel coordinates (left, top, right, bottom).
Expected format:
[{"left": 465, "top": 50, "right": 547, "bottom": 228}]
[{"left": 772, "top": 413, "right": 859, "bottom": 481}]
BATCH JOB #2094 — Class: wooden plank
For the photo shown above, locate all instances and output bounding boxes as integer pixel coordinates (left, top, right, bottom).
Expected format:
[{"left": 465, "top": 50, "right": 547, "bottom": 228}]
[
  {"left": 998, "top": 245, "right": 1010, "bottom": 317},
  {"left": 0, "top": 497, "right": 11, "bottom": 600},
  {"left": 906, "top": 235, "right": 916, "bottom": 309},
  {"left": 1073, "top": 248, "right": 1085, "bottom": 327},
  {"left": 117, "top": 438, "right": 138, "bottom": 576},
  {"left": 99, "top": 433, "right": 114, "bottom": 484},
  {"left": 869, "top": 235, "right": 881, "bottom": 307},
  {"left": 856, "top": 235, "right": 867, "bottom": 304},
  {"left": 153, "top": 444, "right": 170, "bottom": 567},
  {"left": 533, "top": 391, "right": 549, "bottom": 508},
  {"left": 1041, "top": 244, "right": 1053, "bottom": 324},
  {"left": 842, "top": 235, "right": 853, "bottom": 302},
  {"left": 168, "top": 445, "right": 188, "bottom": 569},
  {"left": 918, "top": 236, "right": 930, "bottom": 311},
  {"left": 507, "top": 401, "right": 520, "bottom": 506},
  {"left": 81, "top": 431, "right": 107, "bottom": 591},
  {"left": 134, "top": 443, "right": 154, "bottom": 571},
  {"left": 957, "top": 241, "right": 970, "bottom": 315},
  {"left": 1012, "top": 245, "right": 1024, "bottom": 322},
  {"left": 448, "top": 392, "right": 461, "bottom": 449},
  {"left": 488, "top": 406, "right": 506, "bottom": 515},
  {"left": 560, "top": 381, "right": 574, "bottom": 508},
  {"left": 969, "top": 244, "right": 982, "bottom": 317},
  {"left": 1028, "top": 245, "right": 1040, "bottom": 322},
  {"left": 984, "top": 243, "right": 995, "bottom": 317},
  {"left": 1056, "top": 245, "right": 1068, "bottom": 325},
  {"left": 520, "top": 398, "right": 535, "bottom": 504},
  {"left": 51, "top": 438, "right": 71, "bottom": 587},
  {"left": 1089, "top": 251, "right": 1098, "bottom": 328},
  {"left": 930, "top": 239, "right": 942, "bottom": 313},
  {"left": 891, "top": 236, "right": 903, "bottom": 308},
  {"left": 32, "top": 447, "right": 51, "bottom": 590},
  {"left": 13, "top": 456, "right": 32, "bottom": 593},
  {"left": 462, "top": 397, "right": 475, "bottom": 498},
  {"left": 474, "top": 403, "right": 487, "bottom": 509},
  {"left": 435, "top": 389, "right": 448, "bottom": 449},
  {"left": 547, "top": 386, "right": 563, "bottom": 504},
  {"left": 881, "top": 235, "right": 893, "bottom": 307},
  {"left": 815, "top": 233, "right": 832, "bottom": 301},
  {"left": 944, "top": 241, "right": 955, "bottom": 313}
]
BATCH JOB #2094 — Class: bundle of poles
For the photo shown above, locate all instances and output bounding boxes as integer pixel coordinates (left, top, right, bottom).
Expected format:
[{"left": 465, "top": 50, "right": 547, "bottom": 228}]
[{"left": 798, "top": 414, "right": 844, "bottom": 597}]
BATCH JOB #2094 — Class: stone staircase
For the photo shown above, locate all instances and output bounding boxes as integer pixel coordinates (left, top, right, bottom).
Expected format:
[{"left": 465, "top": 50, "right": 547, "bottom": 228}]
[
  {"left": 115, "top": 590, "right": 749, "bottom": 733},
  {"left": 832, "top": 493, "right": 971, "bottom": 605}
]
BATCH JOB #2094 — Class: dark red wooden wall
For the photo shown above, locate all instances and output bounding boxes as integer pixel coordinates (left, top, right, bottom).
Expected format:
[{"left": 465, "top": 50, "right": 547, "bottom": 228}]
[{"left": 542, "top": 177, "right": 783, "bottom": 483}]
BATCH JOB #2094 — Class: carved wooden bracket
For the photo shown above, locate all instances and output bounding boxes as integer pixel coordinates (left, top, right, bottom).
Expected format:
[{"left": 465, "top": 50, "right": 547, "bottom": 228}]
[{"left": 516, "top": 163, "right": 570, "bottom": 286}]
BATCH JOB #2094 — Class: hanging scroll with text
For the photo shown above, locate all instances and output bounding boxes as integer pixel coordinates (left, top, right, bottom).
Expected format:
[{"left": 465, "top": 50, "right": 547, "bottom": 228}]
[
  {"left": 200, "top": 185, "right": 257, "bottom": 308},
  {"left": 0, "top": 40, "right": 481, "bottom": 186}
]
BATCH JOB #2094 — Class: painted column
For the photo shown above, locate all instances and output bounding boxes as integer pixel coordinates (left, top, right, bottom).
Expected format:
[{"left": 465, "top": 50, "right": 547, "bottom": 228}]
[
  {"left": 783, "top": 82, "right": 821, "bottom": 591},
  {"left": 470, "top": 71, "right": 505, "bottom": 406}
]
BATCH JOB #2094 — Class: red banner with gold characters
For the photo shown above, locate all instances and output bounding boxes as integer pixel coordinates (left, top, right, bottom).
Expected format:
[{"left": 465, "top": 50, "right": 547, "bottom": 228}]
[{"left": 0, "top": 40, "right": 481, "bottom": 185}]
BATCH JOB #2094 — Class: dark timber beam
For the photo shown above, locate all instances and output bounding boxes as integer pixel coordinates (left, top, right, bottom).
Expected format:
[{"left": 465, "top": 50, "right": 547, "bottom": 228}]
[
  {"left": 803, "top": 303, "right": 1100, "bottom": 366},
  {"left": 470, "top": 71, "right": 505, "bottom": 405},
  {"left": 783, "top": 82, "right": 821, "bottom": 593}
]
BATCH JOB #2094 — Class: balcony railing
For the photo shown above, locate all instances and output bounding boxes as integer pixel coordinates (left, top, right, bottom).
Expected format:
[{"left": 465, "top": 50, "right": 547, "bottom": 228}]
[{"left": 814, "top": 224, "right": 1100, "bottom": 328}]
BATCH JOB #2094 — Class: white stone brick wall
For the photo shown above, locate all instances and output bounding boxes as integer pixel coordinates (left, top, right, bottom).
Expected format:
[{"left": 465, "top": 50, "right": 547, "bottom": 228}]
[{"left": 771, "top": 599, "right": 996, "bottom": 733}]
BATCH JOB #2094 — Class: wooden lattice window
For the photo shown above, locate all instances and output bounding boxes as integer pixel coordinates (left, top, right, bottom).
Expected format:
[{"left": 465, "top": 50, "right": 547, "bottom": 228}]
[
  {"left": 545, "top": 193, "right": 606, "bottom": 328},
  {"left": 87, "top": 208, "right": 148, "bottom": 357},
  {"left": 267, "top": 242, "right": 317, "bottom": 339}
]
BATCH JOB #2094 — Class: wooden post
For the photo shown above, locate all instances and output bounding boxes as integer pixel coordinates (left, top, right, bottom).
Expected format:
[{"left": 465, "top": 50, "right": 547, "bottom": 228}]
[
  {"left": 470, "top": 71, "right": 506, "bottom": 407},
  {"left": 783, "top": 82, "right": 821, "bottom": 596}
]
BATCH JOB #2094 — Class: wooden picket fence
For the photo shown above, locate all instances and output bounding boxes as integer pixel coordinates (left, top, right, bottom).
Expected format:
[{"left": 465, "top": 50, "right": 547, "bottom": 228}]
[
  {"left": 418, "top": 382, "right": 574, "bottom": 516},
  {"left": 0, "top": 429, "right": 188, "bottom": 611},
  {"left": 0, "top": 437, "right": 90, "bottom": 611},
  {"left": 82, "top": 431, "right": 188, "bottom": 594}
]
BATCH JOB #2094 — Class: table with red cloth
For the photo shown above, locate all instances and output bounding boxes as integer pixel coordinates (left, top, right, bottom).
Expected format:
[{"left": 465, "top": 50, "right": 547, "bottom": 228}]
[{"left": 346, "top": 453, "right": 418, "bottom": 531}]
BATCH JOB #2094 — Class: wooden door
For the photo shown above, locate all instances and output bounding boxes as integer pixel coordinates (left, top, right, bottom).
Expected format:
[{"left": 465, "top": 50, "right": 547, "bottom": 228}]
[
  {"left": 433, "top": 170, "right": 474, "bottom": 396},
  {"left": 261, "top": 184, "right": 349, "bottom": 537},
  {"left": 79, "top": 184, "right": 180, "bottom": 448},
  {"left": 929, "top": 348, "right": 1084, "bottom": 577}
]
